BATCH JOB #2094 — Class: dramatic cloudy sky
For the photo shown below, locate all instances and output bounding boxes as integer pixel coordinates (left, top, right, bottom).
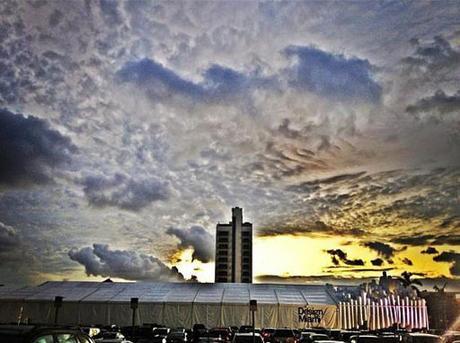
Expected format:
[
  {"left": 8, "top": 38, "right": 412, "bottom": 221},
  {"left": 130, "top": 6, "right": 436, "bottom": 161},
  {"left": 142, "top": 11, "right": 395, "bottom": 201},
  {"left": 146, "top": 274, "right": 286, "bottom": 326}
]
[{"left": 0, "top": 0, "right": 459, "bottom": 290}]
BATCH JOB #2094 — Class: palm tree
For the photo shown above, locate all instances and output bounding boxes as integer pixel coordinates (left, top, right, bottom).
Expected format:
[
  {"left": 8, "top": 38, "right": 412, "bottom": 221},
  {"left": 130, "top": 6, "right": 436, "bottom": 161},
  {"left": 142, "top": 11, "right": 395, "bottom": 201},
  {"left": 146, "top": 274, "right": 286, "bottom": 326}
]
[{"left": 397, "top": 271, "right": 423, "bottom": 296}]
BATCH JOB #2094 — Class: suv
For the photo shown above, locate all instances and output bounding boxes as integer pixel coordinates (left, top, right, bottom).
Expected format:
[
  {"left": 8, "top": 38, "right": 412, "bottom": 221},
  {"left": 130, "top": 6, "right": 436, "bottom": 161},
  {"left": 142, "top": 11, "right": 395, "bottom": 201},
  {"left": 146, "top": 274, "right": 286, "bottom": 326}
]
[{"left": 0, "top": 325, "right": 95, "bottom": 343}]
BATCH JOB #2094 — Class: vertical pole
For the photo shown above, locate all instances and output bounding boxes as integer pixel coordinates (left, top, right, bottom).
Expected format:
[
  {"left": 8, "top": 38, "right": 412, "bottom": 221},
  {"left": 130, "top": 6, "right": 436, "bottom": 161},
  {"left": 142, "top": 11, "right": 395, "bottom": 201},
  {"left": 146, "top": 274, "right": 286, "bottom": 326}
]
[
  {"left": 54, "top": 296, "right": 63, "bottom": 325},
  {"left": 252, "top": 309, "right": 255, "bottom": 343},
  {"left": 130, "top": 297, "right": 138, "bottom": 340},
  {"left": 54, "top": 306, "right": 59, "bottom": 325}
]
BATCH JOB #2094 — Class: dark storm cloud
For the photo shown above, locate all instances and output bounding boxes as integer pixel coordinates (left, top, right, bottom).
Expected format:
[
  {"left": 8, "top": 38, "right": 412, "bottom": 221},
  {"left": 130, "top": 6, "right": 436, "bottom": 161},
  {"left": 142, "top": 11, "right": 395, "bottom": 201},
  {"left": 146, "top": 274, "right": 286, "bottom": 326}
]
[
  {"left": 286, "top": 171, "right": 366, "bottom": 193},
  {"left": 402, "top": 257, "right": 413, "bottom": 266},
  {"left": 326, "top": 249, "right": 365, "bottom": 266},
  {"left": 82, "top": 173, "right": 170, "bottom": 211},
  {"left": 68, "top": 244, "right": 185, "bottom": 281},
  {"left": 406, "top": 90, "right": 460, "bottom": 115},
  {"left": 325, "top": 266, "right": 394, "bottom": 273},
  {"left": 391, "top": 234, "right": 460, "bottom": 246},
  {"left": 421, "top": 247, "right": 439, "bottom": 255},
  {"left": 256, "top": 221, "right": 365, "bottom": 238},
  {"left": 371, "top": 258, "right": 384, "bottom": 266},
  {"left": 119, "top": 44, "right": 383, "bottom": 107},
  {"left": 402, "top": 36, "right": 460, "bottom": 80},
  {"left": 0, "top": 108, "right": 76, "bottom": 187},
  {"left": 283, "top": 45, "right": 381, "bottom": 102},
  {"left": 440, "top": 216, "right": 460, "bottom": 228},
  {"left": 117, "top": 58, "right": 273, "bottom": 104},
  {"left": 362, "top": 241, "right": 397, "bottom": 259},
  {"left": 433, "top": 251, "right": 460, "bottom": 276},
  {"left": 391, "top": 235, "right": 434, "bottom": 246},
  {"left": 166, "top": 226, "right": 214, "bottom": 263},
  {"left": 117, "top": 58, "right": 204, "bottom": 100}
]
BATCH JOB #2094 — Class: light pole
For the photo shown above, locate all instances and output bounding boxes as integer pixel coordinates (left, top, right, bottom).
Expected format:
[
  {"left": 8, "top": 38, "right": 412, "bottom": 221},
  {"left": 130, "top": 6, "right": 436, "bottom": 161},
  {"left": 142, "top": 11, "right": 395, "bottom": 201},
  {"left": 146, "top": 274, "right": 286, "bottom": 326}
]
[
  {"left": 250, "top": 300, "right": 257, "bottom": 343},
  {"left": 131, "top": 297, "right": 139, "bottom": 338},
  {"left": 54, "top": 296, "right": 63, "bottom": 325}
]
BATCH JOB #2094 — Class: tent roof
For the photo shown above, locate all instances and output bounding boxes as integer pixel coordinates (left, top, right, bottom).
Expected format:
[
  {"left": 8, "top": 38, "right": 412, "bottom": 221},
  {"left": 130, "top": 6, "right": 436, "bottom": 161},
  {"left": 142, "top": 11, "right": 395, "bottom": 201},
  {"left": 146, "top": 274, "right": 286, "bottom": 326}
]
[{"left": 0, "top": 282, "right": 336, "bottom": 305}]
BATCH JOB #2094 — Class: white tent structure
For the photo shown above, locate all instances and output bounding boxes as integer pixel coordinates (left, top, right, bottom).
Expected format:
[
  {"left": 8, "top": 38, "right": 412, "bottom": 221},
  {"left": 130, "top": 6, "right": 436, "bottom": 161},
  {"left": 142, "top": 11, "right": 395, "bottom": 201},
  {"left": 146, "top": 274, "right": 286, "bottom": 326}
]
[{"left": 0, "top": 281, "right": 338, "bottom": 328}]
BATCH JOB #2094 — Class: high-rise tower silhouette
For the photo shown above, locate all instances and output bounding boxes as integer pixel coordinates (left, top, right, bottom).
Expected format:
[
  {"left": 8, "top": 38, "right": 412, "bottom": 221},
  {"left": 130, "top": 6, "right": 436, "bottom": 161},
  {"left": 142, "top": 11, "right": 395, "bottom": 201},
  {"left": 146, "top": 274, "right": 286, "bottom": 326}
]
[{"left": 214, "top": 207, "right": 252, "bottom": 283}]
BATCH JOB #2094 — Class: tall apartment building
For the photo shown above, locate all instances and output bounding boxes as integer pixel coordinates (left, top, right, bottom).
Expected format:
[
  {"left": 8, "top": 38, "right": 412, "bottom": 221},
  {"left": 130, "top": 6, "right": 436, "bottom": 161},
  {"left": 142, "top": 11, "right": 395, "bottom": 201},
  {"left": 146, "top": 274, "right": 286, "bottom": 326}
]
[{"left": 215, "top": 207, "right": 253, "bottom": 283}]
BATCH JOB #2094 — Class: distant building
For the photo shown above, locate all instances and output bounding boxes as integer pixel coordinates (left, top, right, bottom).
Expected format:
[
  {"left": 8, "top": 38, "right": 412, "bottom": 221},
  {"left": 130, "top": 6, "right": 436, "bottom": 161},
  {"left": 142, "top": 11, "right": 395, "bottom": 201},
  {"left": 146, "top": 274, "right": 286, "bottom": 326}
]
[{"left": 215, "top": 207, "right": 252, "bottom": 283}]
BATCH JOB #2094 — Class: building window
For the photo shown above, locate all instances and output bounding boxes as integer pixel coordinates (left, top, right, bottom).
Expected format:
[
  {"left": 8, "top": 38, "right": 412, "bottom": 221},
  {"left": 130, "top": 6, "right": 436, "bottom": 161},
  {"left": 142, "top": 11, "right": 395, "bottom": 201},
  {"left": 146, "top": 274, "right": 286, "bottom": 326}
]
[
  {"left": 217, "top": 264, "right": 227, "bottom": 270},
  {"left": 242, "top": 231, "right": 251, "bottom": 236},
  {"left": 218, "top": 231, "right": 229, "bottom": 236},
  {"left": 217, "top": 277, "right": 227, "bottom": 282},
  {"left": 218, "top": 237, "right": 229, "bottom": 243},
  {"left": 218, "top": 257, "right": 228, "bottom": 263},
  {"left": 217, "top": 271, "right": 227, "bottom": 277},
  {"left": 218, "top": 243, "right": 228, "bottom": 249},
  {"left": 242, "top": 250, "right": 251, "bottom": 256}
]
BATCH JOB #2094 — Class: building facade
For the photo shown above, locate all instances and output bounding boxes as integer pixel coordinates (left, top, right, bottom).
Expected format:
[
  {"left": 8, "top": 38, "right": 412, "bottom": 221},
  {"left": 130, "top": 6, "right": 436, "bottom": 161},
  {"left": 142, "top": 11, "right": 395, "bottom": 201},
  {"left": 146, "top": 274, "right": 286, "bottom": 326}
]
[{"left": 215, "top": 207, "right": 252, "bottom": 283}]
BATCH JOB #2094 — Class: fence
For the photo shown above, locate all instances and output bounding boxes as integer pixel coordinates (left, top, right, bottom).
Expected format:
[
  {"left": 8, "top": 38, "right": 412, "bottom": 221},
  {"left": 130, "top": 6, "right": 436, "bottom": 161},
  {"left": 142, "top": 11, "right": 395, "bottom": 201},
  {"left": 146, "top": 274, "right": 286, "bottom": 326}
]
[{"left": 338, "top": 293, "right": 429, "bottom": 330}]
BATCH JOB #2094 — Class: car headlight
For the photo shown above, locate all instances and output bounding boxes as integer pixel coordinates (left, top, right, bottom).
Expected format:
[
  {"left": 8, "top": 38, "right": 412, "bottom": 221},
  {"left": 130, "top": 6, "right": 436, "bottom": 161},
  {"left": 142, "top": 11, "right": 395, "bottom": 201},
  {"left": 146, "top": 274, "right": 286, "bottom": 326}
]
[{"left": 163, "top": 338, "right": 167, "bottom": 343}]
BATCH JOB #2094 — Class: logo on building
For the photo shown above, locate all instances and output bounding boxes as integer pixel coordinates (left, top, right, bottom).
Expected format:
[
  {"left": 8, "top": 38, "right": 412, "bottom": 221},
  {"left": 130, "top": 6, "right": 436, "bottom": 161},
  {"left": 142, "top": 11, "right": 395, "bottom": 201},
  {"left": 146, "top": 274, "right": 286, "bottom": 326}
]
[{"left": 298, "top": 307, "right": 325, "bottom": 323}]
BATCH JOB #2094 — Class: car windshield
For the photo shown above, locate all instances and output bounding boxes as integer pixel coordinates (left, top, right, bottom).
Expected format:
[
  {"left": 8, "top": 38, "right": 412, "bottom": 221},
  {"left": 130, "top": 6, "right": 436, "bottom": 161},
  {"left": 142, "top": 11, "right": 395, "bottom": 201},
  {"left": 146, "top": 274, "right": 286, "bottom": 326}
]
[
  {"left": 274, "top": 330, "right": 294, "bottom": 337},
  {"left": 155, "top": 329, "right": 170, "bottom": 335}
]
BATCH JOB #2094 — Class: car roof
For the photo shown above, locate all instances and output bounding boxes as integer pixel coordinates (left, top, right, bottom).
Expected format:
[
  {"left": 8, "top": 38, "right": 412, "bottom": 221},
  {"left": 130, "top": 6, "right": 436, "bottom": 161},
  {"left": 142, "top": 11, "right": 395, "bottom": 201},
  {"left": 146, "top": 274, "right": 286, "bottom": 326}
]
[
  {"left": 407, "top": 333, "right": 440, "bottom": 338},
  {"left": 235, "top": 333, "right": 261, "bottom": 336}
]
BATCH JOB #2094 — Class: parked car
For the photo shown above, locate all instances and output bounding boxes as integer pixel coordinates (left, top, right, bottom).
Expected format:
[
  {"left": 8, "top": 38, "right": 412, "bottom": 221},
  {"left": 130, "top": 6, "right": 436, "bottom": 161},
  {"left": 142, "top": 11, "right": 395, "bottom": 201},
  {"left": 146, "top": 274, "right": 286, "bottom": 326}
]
[
  {"left": 377, "top": 334, "right": 400, "bottom": 343},
  {"left": 272, "top": 329, "right": 297, "bottom": 343},
  {"left": 261, "top": 328, "right": 276, "bottom": 343},
  {"left": 166, "top": 331, "right": 188, "bottom": 343},
  {"left": 349, "top": 335, "right": 379, "bottom": 343},
  {"left": 306, "top": 334, "right": 330, "bottom": 343},
  {"left": 193, "top": 325, "right": 208, "bottom": 343},
  {"left": 403, "top": 333, "right": 441, "bottom": 343},
  {"left": 0, "top": 324, "right": 96, "bottom": 343},
  {"left": 199, "top": 338, "right": 225, "bottom": 343},
  {"left": 300, "top": 332, "right": 316, "bottom": 343},
  {"left": 94, "top": 331, "right": 131, "bottom": 343},
  {"left": 152, "top": 328, "right": 172, "bottom": 343},
  {"left": 232, "top": 333, "right": 264, "bottom": 343},
  {"left": 339, "top": 331, "right": 360, "bottom": 342},
  {"left": 239, "top": 327, "right": 254, "bottom": 334},
  {"left": 208, "top": 328, "right": 232, "bottom": 342}
]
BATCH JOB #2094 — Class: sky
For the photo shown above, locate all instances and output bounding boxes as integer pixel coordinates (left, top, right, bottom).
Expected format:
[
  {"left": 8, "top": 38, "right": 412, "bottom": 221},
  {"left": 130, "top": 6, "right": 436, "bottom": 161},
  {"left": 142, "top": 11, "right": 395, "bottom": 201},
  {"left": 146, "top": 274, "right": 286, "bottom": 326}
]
[{"left": 0, "top": 0, "right": 459, "bottom": 290}]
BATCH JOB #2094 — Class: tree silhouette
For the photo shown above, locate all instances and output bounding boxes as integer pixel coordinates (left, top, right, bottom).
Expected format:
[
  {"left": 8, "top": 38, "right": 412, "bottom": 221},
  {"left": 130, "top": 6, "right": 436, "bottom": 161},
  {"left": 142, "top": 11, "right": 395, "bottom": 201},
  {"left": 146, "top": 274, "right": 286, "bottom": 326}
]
[{"left": 397, "top": 271, "right": 423, "bottom": 296}]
